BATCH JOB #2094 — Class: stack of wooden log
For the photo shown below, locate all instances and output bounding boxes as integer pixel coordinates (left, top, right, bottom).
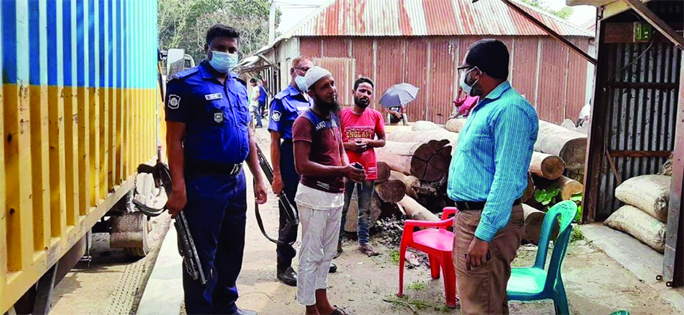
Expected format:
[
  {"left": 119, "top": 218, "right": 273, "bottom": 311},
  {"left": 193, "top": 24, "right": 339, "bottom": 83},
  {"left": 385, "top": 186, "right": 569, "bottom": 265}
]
[{"left": 345, "top": 118, "right": 588, "bottom": 246}]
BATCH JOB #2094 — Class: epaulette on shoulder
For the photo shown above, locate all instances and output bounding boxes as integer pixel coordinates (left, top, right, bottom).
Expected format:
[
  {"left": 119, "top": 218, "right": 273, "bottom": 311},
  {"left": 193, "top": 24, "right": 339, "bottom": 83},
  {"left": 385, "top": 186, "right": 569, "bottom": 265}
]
[{"left": 168, "top": 67, "right": 200, "bottom": 82}]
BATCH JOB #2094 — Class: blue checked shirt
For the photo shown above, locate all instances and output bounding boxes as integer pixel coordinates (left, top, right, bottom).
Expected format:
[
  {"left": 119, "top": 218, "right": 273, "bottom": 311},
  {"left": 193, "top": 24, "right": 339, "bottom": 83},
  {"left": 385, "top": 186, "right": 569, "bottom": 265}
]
[{"left": 447, "top": 81, "right": 539, "bottom": 242}]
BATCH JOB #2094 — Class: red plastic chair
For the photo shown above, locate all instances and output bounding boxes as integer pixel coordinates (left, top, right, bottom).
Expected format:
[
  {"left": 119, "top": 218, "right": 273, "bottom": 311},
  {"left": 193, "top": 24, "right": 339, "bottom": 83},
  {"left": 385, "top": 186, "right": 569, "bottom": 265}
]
[{"left": 398, "top": 207, "right": 459, "bottom": 308}]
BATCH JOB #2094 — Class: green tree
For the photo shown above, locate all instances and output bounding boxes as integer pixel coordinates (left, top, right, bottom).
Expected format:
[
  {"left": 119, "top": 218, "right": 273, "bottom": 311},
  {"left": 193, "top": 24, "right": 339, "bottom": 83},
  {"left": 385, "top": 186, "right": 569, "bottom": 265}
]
[
  {"left": 521, "top": 0, "right": 574, "bottom": 20},
  {"left": 158, "top": 0, "right": 281, "bottom": 62}
]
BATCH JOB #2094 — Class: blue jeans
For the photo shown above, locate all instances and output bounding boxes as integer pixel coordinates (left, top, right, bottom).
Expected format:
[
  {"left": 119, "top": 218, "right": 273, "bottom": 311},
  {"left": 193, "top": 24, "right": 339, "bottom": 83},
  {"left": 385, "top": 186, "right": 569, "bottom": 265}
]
[
  {"left": 340, "top": 180, "right": 375, "bottom": 245},
  {"left": 182, "top": 171, "right": 247, "bottom": 314},
  {"left": 250, "top": 105, "right": 262, "bottom": 127}
]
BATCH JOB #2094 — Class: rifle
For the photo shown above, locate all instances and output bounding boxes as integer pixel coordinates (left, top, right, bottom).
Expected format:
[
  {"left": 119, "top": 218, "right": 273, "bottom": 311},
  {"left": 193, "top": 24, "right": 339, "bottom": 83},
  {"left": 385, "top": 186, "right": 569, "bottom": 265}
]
[
  {"left": 134, "top": 162, "right": 207, "bottom": 285},
  {"left": 254, "top": 142, "right": 299, "bottom": 244}
]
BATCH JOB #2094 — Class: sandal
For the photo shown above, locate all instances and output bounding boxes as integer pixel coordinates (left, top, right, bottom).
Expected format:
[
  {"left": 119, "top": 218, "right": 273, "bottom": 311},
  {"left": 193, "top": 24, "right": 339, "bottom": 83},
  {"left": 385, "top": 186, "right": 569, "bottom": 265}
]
[{"left": 329, "top": 306, "right": 351, "bottom": 315}]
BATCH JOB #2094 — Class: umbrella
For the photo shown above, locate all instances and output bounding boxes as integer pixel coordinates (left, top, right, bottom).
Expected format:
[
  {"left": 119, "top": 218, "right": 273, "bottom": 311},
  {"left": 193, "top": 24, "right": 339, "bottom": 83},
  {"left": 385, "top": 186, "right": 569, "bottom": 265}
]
[{"left": 379, "top": 83, "right": 419, "bottom": 108}]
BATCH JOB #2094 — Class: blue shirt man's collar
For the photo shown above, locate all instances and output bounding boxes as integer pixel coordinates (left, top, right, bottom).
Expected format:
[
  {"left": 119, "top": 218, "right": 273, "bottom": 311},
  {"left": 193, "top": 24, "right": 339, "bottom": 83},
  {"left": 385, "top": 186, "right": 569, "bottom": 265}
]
[
  {"left": 483, "top": 81, "right": 512, "bottom": 101},
  {"left": 285, "top": 85, "right": 304, "bottom": 96}
]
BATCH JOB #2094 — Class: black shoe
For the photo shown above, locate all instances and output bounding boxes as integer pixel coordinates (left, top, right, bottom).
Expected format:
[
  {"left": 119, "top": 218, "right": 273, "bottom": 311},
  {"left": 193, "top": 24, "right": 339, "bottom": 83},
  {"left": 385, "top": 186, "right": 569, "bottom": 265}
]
[
  {"left": 228, "top": 308, "right": 257, "bottom": 315},
  {"left": 277, "top": 266, "right": 297, "bottom": 286},
  {"left": 329, "top": 262, "right": 337, "bottom": 273}
]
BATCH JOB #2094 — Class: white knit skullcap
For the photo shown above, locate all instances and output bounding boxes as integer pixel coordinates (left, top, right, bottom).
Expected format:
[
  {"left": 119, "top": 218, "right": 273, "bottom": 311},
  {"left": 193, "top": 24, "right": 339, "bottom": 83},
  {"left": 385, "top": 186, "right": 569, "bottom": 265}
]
[{"left": 304, "top": 66, "right": 332, "bottom": 90}]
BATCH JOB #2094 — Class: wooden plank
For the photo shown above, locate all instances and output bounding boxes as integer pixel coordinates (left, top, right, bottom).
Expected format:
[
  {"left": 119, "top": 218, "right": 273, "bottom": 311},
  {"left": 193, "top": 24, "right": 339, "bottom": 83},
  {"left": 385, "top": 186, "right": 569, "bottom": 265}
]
[
  {"left": 583, "top": 17, "right": 608, "bottom": 223},
  {"left": 48, "top": 0, "right": 67, "bottom": 240},
  {"left": 48, "top": 84, "right": 67, "bottom": 238},
  {"left": 64, "top": 85, "right": 79, "bottom": 226},
  {"left": 608, "top": 150, "right": 672, "bottom": 157},
  {"left": 607, "top": 82, "right": 680, "bottom": 89},
  {"left": 0, "top": 0, "right": 6, "bottom": 297},
  {"left": 663, "top": 53, "right": 684, "bottom": 286},
  {"left": 90, "top": 90, "right": 100, "bottom": 207},
  {"left": 78, "top": 86, "right": 90, "bottom": 216},
  {"left": 29, "top": 83, "right": 50, "bottom": 250}
]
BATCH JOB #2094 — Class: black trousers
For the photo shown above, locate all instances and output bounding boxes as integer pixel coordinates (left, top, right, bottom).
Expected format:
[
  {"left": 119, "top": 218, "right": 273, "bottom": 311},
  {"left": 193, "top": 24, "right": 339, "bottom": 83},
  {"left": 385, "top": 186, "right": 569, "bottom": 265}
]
[{"left": 277, "top": 140, "right": 300, "bottom": 269}]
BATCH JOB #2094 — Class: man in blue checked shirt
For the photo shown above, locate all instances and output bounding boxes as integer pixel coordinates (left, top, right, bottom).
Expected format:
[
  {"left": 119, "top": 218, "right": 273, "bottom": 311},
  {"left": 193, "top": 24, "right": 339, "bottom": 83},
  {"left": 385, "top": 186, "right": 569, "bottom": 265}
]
[{"left": 448, "top": 39, "right": 539, "bottom": 315}]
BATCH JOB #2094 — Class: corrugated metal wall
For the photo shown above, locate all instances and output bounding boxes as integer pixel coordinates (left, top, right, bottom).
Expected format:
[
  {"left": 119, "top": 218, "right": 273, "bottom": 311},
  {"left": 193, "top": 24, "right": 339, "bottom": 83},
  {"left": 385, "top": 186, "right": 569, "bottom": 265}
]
[
  {"left": 594, "top": 42, "right": 682, "bottom": 221},
  {"left": 297, "top": 35, "right": 590, "bottom": 124},
  {"left": 0, "top": 0, "right": 158, "bottom": 312},
  {"left": 585, "top": 0, "right": 684, "bottom": 223}
]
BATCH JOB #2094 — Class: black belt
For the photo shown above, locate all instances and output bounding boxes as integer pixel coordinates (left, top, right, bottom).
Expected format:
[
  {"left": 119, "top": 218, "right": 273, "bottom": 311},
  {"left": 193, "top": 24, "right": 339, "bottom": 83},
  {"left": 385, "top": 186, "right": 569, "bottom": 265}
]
[
  {"left": 186, "top": 162, "right": 243, "bottom": 176},
  {"left": 455, "top": 198, "right": 521, "bottom": 210}
]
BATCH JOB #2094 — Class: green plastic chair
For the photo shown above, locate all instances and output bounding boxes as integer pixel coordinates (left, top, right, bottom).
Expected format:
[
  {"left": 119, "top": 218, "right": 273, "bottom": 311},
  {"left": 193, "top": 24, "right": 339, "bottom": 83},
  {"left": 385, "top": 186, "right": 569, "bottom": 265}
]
[{"left": 507, "top": 201, "right": 578, "bottom": 315}]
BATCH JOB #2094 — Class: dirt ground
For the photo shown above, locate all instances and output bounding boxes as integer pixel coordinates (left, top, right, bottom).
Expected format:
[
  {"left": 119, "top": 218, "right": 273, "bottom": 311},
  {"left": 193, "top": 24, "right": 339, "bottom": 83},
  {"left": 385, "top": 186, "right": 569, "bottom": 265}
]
[{"left": 49, "top": 128, "right": 680, "bottom": 315}]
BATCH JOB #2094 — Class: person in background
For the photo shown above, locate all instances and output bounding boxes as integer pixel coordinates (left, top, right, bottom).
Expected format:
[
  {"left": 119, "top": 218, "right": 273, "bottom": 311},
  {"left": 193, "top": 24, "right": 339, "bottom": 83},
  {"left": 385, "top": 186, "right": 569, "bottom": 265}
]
[
  {"left": 338, "top": 77, "right": 385, "bottom": 257},
  {"left": 386, "top": 104, "right": 408, "bottom": 125},
  {"left": 293, "top": 66, "right": 364, "bottom": 315},
  {"left": 165, "top": 24, "right": 267, "bottom": 315},
  {"left": 249, "top": 78, "right": 262, "bottom": 128},
  {"left": 448, "top": 39, "right": 538, "bottom": 315},
  {"left": 258, "top": 79, "right": 269, "bottom": 118},
  {"left": 577, "top": 100, "right": 592, "bottom": 127},
  {"left": 450, "top": 86, "right": 479, "bottom": 119}
]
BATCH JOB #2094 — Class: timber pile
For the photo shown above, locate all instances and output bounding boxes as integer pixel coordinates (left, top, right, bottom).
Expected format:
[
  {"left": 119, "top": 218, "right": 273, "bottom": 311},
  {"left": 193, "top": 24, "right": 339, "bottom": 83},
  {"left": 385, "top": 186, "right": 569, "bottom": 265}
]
[{"left": 535, "top": 120, "right": 587, "bottom": 171}]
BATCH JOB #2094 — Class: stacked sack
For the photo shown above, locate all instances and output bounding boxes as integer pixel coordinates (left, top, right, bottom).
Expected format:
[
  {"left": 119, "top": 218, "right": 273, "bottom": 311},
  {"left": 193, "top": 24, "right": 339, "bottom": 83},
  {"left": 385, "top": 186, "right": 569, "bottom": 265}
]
[{"left": 605, "top": 174, "right": 671, "bottom": 253}]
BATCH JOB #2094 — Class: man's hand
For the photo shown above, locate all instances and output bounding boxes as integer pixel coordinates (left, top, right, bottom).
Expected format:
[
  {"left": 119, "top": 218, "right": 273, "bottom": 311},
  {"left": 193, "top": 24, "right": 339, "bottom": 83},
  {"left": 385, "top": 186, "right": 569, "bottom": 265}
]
[
  {"left": 271, "top": 175, "right": 284, "bottom": 195},
  {"left": 465, "top": 237, "right": 490, "bottom": 270},
  {"left": 353, "top": 139, "right": 368, "bottom": 153},
  {"left": 343, "top": 164, "right": 365, "bottom": 183},
  {"left": 254, "top": 180, "right": 268, "bottom": 204},
  {"left": 167, "top": 187, "right": 187, "bottom": 218}
]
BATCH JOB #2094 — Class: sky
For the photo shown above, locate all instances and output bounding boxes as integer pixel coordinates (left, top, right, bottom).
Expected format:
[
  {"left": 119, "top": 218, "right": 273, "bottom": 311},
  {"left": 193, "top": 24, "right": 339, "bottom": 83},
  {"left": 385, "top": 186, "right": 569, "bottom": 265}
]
[{"left": 275, "top": 0, "right": 597, "bottom": 35}]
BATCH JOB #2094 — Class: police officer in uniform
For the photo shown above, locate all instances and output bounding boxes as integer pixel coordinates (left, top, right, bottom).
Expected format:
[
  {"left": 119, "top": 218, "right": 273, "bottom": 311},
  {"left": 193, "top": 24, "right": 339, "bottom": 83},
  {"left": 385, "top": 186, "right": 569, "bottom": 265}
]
[
  {"left": 165, "top": 24, "right": 267, "bottom": 315},
  {"left": 268, "top": 56, "right": 336, "bottom": 286}
]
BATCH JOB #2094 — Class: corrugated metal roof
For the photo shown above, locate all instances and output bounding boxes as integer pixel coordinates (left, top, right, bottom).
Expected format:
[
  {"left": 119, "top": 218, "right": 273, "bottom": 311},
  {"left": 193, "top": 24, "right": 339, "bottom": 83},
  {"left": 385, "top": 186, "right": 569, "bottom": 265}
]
[{"left": 284, "top": 0, "right": 593, "bottom": 38}]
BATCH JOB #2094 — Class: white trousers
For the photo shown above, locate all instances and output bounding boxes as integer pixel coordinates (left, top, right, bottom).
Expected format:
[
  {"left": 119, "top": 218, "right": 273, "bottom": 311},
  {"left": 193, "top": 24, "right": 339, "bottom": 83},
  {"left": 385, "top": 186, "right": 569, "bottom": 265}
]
[{"left": 295, "top": 189, "right": 343, "bottom": 306}]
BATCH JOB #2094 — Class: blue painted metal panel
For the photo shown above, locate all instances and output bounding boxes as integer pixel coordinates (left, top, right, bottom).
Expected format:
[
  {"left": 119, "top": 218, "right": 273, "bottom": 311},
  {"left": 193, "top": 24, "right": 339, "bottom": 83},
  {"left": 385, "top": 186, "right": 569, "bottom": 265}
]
[
  {"left": 28, "top": 0, "right": 40, "bottom": 85},
  {"left": 76, "top": 0, "right": 85, "bottom": 87},
  {"left": 2, "top": 0, "right": 17, "bottom": 84},
  {"left": 2, "top": 0, "right": 158, "bottom": 88},
  {"left": 88, "top": 0, "right": 95, "bottom": 87}
]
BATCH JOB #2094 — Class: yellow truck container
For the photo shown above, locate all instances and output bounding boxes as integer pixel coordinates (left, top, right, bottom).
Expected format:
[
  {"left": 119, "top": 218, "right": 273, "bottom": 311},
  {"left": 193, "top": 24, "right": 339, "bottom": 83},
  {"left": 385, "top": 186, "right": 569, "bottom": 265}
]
[{"left": 1, "top": 0, "right": 159, "bottom": 312}]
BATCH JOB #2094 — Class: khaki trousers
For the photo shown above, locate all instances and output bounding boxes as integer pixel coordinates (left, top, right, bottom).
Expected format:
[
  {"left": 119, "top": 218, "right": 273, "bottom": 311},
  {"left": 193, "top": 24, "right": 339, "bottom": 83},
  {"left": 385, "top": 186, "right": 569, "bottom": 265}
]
[{"left": 452, "top": 205, "right": 524, "bottom": 315}]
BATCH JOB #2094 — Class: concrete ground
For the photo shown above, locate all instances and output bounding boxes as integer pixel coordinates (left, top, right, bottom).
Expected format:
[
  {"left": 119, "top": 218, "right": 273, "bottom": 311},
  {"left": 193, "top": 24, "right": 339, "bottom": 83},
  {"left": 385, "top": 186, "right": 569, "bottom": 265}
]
[{"left": 50, "top": 128, "right": 682, "bottom": 314}]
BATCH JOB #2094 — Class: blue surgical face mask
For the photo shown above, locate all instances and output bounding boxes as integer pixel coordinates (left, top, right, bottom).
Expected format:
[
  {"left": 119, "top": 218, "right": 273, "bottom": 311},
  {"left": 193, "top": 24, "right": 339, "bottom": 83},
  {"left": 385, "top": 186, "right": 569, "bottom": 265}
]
[
  {"left": 459, "top": 67, "right": 480, "bottom": 97},
  {"left": 295, "top": 75, "right": 308, "bottom": 92},
  {"left": 209, "top": 49, "right": 238, "bottom": 73}
]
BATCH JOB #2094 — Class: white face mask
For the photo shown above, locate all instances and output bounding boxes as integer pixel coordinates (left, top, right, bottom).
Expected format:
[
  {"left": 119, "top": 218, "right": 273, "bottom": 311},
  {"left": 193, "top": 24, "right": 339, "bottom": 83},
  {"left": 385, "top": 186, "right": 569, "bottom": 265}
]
[
  {"left": 209, "top": 49, "right": 238, "bottom": 73},
  {"left": 295, "top": 75, "right": 308, "bottom": 92},
  {"left": 459, "top": 67, "right": 479, "bottom": 97}
]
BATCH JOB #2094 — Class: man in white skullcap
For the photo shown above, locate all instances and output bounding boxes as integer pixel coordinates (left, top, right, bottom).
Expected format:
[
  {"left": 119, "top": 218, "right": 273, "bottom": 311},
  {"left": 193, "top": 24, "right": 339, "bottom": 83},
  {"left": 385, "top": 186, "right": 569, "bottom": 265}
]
[{"left": 292, "top": 66, "right": 365, "bottom": 315}]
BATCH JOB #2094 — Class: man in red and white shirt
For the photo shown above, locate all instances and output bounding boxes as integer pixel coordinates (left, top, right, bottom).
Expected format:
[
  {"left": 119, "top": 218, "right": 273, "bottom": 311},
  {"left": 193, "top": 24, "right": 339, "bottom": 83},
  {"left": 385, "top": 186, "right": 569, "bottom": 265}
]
[{"left": 338, "top": 77, "right": 386, "bottom": 256}]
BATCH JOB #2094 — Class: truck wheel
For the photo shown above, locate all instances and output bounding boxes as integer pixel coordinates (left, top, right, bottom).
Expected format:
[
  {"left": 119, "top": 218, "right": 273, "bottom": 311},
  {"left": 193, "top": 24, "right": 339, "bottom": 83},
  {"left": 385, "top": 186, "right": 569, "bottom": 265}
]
[{"left": 110, "top": 212, "right": 150, "bottom": 259}]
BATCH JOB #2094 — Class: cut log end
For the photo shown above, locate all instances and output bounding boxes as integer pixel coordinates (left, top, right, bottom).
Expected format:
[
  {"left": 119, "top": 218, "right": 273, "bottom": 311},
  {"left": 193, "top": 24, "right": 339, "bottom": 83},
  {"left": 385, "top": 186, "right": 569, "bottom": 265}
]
[
  {"left": 529, "top": 152, "right": 565, "bottom": 180},
  {"left": 375, "top": 180, "right": 407, "bottom": 203}
]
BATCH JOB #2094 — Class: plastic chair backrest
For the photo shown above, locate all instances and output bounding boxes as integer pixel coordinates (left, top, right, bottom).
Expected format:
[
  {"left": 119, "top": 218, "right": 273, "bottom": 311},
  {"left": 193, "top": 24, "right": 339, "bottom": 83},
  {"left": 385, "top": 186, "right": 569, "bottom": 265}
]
[{"left": 536, "top": 201, "right": 577, "bottom": 291}]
